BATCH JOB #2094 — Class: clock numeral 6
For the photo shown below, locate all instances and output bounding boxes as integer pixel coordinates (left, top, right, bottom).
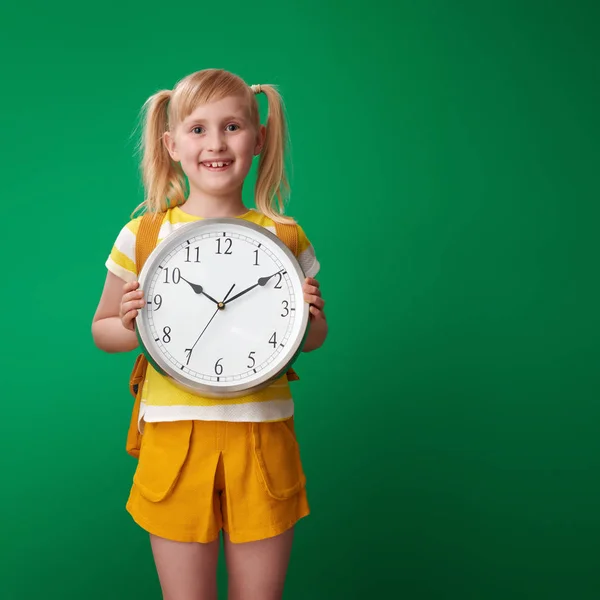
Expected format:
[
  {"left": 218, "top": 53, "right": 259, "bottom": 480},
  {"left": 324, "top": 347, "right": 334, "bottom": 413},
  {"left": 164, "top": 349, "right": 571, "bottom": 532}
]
[
  {"left": 216, "top": 238, "right": 233, "bottom": 255},
  {"left": 215, "top": 357, "right": 224, "bottom": 376},
  {"left": 162, "top": 326, "right": 171, "bottom": 343},
  {"left": 247, "top": 351, "right": 256, "bottom": 369},
  {"left": 164, "top": 267, "right": 181, "bottom": 284}
]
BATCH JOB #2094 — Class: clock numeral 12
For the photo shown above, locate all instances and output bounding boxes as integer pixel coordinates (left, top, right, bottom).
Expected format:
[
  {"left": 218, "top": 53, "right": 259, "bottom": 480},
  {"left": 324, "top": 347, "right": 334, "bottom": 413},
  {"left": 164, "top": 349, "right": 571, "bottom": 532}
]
[{"left": 216, "top": 238, "right": 233, "bottom": 255}]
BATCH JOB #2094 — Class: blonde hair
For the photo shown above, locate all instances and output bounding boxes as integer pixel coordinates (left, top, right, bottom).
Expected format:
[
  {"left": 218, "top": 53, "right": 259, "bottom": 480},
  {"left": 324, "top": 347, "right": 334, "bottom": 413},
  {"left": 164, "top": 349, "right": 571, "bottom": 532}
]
[{"left": 132, "top": 69, "right": 294, "bottom": 224}]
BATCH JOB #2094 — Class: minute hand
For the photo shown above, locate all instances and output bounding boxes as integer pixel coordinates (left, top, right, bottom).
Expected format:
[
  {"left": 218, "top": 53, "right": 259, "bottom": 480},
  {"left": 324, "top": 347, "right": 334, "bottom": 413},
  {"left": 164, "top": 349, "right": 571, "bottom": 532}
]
[{"left": 224, "top": 270, "right": 283, "bottom": 305}]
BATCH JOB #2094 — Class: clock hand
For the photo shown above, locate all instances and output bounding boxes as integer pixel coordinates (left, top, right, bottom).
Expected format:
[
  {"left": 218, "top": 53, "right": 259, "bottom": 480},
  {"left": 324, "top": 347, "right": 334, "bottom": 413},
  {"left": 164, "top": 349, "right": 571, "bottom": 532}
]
[
  {"left": 180, "top": 276, "right": 219, "bottom": 305},
  {"left": 224, "top": 270, "right": 283, "bottom": 306},
  {"left": 184, "top": 283, "right": 236, "bottom": 365}
]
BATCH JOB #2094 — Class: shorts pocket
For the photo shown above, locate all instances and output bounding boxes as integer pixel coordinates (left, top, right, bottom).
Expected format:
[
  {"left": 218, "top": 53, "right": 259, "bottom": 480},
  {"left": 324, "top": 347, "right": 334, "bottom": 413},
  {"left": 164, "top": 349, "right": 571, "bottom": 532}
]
[
  {"left": 252, "top": 417, "right": 306, "bottom": 501},
  {"left": 133, "top": 420, "right": 193, "bottom": 502}
]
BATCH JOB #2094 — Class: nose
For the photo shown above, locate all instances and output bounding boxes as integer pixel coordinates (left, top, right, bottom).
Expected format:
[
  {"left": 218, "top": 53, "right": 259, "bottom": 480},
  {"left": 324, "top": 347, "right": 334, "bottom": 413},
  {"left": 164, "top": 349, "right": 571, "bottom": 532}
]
[{"left": 206, "top": 129, "right": 227, "bottom": 153}]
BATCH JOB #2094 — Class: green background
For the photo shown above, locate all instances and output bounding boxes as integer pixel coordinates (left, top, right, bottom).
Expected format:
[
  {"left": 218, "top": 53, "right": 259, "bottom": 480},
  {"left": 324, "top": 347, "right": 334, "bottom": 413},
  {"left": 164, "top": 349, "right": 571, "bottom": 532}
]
[{"left": 1, "top": 0, "right": 599, "bottom": 598}]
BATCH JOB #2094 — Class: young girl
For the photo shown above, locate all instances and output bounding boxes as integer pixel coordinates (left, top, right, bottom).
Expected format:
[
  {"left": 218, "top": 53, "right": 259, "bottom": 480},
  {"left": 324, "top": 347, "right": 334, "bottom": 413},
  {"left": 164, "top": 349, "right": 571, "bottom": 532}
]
[{"left": 91, "top": 68, "right": 328, "bottom": 600}]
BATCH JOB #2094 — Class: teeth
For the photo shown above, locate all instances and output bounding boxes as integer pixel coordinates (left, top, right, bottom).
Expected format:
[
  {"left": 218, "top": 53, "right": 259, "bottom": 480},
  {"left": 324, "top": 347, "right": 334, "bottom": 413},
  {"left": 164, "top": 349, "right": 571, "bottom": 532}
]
[{"left": 203, "top": 161, "right": 231, "bottom": 168}]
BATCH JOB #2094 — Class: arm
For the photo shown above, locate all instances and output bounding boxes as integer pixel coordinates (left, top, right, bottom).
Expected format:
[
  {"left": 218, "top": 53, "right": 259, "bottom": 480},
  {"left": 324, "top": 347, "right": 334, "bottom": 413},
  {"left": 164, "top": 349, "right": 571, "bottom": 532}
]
[
  {"left": 302, "top": 316, "right": 328, "bottom": 352},
  {"left": 92, "top": 271, "right": 142, "bottom": 353},
  {"left": 301, "top": 276, "right": 328, "bottom": 352}
]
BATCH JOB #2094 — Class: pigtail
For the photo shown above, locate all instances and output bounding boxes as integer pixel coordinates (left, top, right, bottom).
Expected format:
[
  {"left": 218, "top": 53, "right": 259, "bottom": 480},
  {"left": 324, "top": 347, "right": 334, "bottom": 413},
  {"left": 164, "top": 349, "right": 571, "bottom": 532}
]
[
  {"left": 132, "top": 89, "right": 187, "bottom": 218},
  {"left": 254, "top": 85, "right": 296, "bottom": 225}
]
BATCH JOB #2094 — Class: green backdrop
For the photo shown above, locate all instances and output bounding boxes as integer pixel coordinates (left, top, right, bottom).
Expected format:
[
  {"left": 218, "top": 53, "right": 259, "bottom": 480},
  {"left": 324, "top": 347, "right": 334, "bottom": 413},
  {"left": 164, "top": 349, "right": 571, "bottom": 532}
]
[{"left": 1, "top": 0, "right": 599, "bottom": 598}]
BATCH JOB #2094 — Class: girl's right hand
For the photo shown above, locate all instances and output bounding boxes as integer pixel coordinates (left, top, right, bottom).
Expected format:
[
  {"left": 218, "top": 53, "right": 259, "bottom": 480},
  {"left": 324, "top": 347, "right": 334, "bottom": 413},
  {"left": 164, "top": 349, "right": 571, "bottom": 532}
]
[{"left": 120, "top": 281, "right": 145, "bottom": 331}]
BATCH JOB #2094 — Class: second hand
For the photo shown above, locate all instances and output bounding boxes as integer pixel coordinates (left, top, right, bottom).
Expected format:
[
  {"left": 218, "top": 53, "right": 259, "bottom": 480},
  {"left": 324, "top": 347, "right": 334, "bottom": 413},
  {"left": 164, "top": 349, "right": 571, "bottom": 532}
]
[{"left": 185, "top": 283, "right": 236, "bottom": 365}]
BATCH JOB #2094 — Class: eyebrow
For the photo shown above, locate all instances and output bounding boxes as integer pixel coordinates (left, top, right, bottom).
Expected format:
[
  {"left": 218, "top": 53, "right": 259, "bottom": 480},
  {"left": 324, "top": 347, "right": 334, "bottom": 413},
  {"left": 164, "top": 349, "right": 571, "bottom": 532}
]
[{"left": 184, "top": 114, "right": 247, "bottom": 125}]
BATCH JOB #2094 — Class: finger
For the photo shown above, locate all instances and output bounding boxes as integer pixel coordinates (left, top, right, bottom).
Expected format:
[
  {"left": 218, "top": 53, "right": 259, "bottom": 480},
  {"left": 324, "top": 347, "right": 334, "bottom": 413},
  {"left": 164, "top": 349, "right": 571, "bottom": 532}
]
[
  {"left": 305, "top": 277, "right": 320, "bottom": 289},
  {"left": 303, "top": 284, "right": 321, "bottom": 296},
  {"left": 310, "top": 305, "right": 326, "bottom": 319},
  {"left": 123, "top": 290, "right": 144, "bottom": 303},
  {"left": 121, "top": 299, "right": 145, "bottom": 317},
  {"left": 304, "top": 293, "right": 324, "bottom": 306},
  {"left": 123, "top": 280, "right": 140, "bottom": 293},
  {"left": 123, "top": 308, "right": 138, "bottom": 320},
  {"left": 129, "top": 297, "right": 145, "bottom": 309},
  {"left": 305, "top": 295, "right": 325, "bottom": 309},
  {"left": 122, "top": 309, "right": 138, "bottom": 329}
]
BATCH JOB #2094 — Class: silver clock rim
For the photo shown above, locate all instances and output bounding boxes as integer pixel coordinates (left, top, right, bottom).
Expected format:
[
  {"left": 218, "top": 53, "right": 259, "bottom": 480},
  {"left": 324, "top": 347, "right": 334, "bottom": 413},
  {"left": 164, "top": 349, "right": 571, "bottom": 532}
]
[{"left": 135, "top": 217, "right": 310, "bottom": 398}]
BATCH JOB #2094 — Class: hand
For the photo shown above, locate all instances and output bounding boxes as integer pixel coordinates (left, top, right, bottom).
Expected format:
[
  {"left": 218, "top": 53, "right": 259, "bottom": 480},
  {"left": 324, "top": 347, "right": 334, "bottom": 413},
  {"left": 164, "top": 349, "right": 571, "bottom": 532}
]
[
  {"left": 180, "top": 276, "right": 219, "bottom": 305},
  {"left": 185, "top": 283, "right": 236, "bottom": 365},
  {"left": 120, "top": 281, "right": 145, "bottom": 331},
  {"left": 223, "top": 270, "right": 283, "bottom": 306},
  {"left": 303, "top": 277, "right": 325, "bottom": 321}
]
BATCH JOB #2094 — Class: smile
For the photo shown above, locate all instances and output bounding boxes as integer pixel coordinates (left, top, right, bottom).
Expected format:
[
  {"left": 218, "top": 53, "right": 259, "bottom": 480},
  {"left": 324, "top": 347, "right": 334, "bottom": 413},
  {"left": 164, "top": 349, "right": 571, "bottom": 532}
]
[{"left": 200, "top": 160, "right": 233, "bottom": 171}]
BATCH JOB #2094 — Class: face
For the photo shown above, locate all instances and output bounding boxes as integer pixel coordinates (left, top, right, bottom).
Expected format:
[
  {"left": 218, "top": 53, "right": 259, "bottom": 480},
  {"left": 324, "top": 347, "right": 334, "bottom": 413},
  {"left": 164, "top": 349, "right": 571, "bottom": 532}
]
[{"left": 164, "top": 95, "right": 265, "bottom": 199}]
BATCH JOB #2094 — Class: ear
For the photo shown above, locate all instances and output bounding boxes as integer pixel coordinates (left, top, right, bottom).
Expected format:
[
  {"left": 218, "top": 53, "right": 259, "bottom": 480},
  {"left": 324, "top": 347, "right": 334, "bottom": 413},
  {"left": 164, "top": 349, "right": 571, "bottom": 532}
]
[
  {"left": 163, "top": 131, "right": 180, "bottom": 162},
  {"left": 254, "top": 125, "right": 266, "bottom": 155}
]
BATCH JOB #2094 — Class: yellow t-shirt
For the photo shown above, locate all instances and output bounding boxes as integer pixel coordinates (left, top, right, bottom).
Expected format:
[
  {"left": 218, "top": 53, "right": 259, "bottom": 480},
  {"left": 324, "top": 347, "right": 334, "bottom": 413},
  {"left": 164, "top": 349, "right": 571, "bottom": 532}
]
[{"left": 106, "top": 206, "right": 320, "bottom": 426}]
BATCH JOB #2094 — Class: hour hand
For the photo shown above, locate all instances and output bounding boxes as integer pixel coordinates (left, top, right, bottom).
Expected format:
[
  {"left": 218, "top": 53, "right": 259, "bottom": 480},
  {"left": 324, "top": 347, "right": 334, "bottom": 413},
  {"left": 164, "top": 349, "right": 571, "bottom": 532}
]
[{"left": 180, "top": 276, "right": 219, "bottom": 305}]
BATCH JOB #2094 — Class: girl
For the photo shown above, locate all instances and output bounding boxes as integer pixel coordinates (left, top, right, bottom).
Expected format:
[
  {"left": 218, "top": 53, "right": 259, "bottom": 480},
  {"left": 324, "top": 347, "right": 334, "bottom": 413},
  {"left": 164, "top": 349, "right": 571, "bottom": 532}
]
[{"left": 91, "top": 68, "right": 328, "bottom": 600}]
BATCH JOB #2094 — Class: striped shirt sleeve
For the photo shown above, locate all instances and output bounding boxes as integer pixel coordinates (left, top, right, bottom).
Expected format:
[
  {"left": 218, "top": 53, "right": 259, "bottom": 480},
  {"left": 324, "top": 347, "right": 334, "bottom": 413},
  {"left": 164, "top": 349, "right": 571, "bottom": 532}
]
[
  {"left": 296, "top": 224, "right": 320, "bottom": 279},
  {"left": 105, "top": 217, "right": 142, "bottom": 283}
]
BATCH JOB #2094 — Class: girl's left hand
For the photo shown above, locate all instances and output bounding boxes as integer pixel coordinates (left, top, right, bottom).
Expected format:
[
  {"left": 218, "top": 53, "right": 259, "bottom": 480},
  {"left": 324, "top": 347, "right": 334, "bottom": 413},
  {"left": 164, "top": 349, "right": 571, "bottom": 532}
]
[{"left": 303, "top": 277, "right": 326, "bottom": 321}]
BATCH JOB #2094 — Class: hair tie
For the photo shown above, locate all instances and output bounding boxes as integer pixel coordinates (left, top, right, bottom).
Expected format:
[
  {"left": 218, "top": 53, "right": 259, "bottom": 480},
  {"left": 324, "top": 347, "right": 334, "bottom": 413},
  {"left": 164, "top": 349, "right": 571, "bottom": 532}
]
[{"left": 251, "top": 84, "right": 262, "bottom": 94}]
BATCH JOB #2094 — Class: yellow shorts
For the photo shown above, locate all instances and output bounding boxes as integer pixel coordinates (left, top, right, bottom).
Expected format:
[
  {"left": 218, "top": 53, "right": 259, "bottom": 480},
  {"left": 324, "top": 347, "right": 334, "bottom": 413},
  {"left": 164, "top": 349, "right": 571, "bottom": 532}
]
[{"left": 126, "top": 417, "right": 310, "bottom": 544}]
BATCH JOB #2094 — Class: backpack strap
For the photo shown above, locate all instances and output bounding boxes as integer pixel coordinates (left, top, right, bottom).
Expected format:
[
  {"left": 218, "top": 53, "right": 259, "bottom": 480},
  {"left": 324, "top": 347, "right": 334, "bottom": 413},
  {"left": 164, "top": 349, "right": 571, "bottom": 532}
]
[
  {"left": 136, "top": 211, "right": 165, "bottom": 271},
  {"left": 273, "top": 221, "right": 300, "bottom": 382},
  {"left": 273, "top": 220, "right": 298, "bottom": 257},
  {"left": 126, "top": 211, "right": 164, "bottom": 458}
]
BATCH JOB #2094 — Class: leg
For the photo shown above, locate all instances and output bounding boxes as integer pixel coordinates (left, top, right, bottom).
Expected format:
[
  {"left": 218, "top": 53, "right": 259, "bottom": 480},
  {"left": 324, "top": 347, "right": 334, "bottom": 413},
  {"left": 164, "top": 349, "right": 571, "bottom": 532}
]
[
  {"left": 224, "top": 527, "right": 295, "bottom": 600},
  {"left": 150, "top": 533, "right": 220, "bottom": 600}
]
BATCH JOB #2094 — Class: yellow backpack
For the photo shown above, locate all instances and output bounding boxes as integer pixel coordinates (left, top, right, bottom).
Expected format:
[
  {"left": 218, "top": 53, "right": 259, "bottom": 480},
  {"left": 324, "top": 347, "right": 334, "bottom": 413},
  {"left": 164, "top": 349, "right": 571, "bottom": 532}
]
[{"left": 125, "top": 211, "right": 301, "bottom": 458}]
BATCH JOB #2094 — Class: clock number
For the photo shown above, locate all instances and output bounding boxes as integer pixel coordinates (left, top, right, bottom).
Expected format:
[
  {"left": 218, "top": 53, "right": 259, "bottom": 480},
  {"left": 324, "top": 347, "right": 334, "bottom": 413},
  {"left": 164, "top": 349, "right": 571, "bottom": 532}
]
[
  {"left": 185, "top": 246, "right": 201, "bottom": 263},
  {"left": 281, "top": 300, "right": 289, "bottom": 317},
  {"left": 269, "top": 332, "right": 277, "bottom": 348},
  {"left": 216, "top": 238, "right": 233, "bottom": 255},
  {"left": 184, "top": 348, "right": 192, "bottom": 365},
  {"left": 164, "top": 267, "right": 181, "bottom": 284},
  {"left": 162, "top": 326, "right": 172, "bottom": 343},
  {"left": 152, "top": 294, "right": 163, "bottom": 311},
  {"left": 253, "top": 249, "right": 260, "bottom": 266},
  {"left": 247, "top": 351, "right": 256, "bottom": 368},
  {"left": 274, "top": 272, "right": 282, "bottom": 289},
  {"left": 215, "top": 358, "right": 223, "bottom": 376}
]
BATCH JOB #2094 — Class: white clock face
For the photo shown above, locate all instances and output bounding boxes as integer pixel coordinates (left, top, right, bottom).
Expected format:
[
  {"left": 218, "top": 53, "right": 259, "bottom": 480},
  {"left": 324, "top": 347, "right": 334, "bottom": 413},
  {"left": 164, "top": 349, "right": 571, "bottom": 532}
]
[{"left": 137, "top": 219, "right": 309, "bottom": 397}]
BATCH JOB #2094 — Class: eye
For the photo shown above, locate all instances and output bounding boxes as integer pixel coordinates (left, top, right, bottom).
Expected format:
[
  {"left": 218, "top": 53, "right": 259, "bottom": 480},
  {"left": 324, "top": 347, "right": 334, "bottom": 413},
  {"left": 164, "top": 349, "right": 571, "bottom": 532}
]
[
  {"left": 226, "top": 123, "right": 240, "bottom": 132},
  {"left": 191, "top": 126, "right": 205, "bottom": 134}
]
